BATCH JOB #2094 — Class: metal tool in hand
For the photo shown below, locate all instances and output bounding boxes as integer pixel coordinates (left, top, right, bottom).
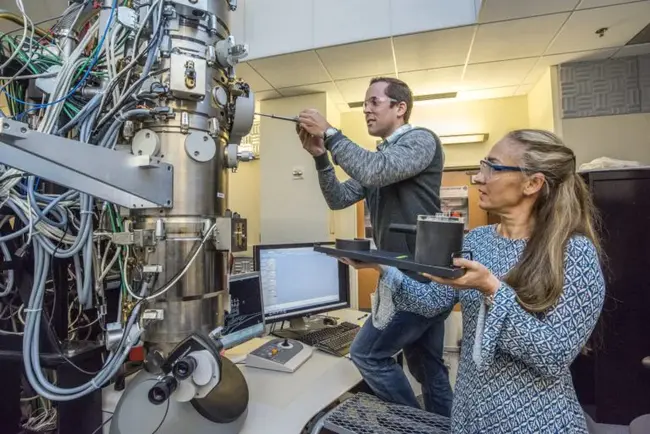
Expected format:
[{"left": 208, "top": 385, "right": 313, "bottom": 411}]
[{"left": 255, "top": 112, "right": 299, "bottom": 123}]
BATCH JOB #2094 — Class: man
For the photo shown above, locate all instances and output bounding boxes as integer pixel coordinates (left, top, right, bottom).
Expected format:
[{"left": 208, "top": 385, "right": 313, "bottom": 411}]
[{"left": 296, "top": 77, "right": 453, "bottom": 416}]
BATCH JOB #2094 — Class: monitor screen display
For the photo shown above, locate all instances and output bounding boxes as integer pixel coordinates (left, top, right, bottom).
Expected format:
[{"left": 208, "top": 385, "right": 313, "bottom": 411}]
[
  {"left": 255, "top": 243, "right": 349, "bottom": 321},
  {"left": 223, "top": 273, "right": 265, "bottom": 345}
]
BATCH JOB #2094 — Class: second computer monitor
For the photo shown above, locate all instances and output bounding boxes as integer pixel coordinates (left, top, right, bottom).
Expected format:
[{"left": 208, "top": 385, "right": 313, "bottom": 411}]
[
  {"left": 223, "top": 272, "right": 265, "bottom": 347},
  {"left": 254, "top": 242, "right": 350, "bottom": 322}
]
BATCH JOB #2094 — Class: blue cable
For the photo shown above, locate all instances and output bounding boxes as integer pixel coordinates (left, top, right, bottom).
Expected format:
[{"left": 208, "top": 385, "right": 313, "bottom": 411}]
[{"left": 7, "top": 0, "right": 117, "bottom": 117}]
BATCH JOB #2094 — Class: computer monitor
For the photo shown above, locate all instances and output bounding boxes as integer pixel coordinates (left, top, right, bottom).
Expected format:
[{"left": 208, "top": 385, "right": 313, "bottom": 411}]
[
  {"left": 254, "top": 242, "right": 350, "bottom": 324},
  {"left": 222, "top": 273, "right": 265, "bottom": 348}
]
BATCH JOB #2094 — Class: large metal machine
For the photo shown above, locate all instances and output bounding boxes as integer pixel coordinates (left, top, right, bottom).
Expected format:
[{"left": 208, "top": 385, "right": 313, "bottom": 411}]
[{"left": 0, "top": 0, "right": 255, "bottom": 432}]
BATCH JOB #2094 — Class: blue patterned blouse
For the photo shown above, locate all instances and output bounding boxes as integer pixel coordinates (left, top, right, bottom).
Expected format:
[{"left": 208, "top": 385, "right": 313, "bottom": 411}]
[{"left": 379, "top": 225, "right": 605, "bottom": 433}]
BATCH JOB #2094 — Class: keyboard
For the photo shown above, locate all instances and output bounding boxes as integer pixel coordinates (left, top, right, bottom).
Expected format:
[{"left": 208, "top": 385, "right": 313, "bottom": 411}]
[
  {"left": 273, "top": 322, "right": 360, "bottom": 357},
  {"left": 315, "top": 327, "right": 360, "bottom": 357}
]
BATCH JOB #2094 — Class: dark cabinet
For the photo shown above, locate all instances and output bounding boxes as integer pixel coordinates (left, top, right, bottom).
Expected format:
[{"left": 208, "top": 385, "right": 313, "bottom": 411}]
[{"left": 572, "top": 168, "right": 650, "bottom": 425}]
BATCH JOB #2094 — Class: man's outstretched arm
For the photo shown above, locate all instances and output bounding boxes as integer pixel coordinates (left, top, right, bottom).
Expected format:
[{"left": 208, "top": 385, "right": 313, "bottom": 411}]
[
  {"left": 297, "top": 108, "right": 437, "bottom": 188},
  {"left": 326, "top": 129, "right": 436, "bottom": 188},
  {"left": 313, "top": 153, "right": 366, "bottom": 210},
  {"left": 299, "top": 127, "right": 365, "bottom": 210}
]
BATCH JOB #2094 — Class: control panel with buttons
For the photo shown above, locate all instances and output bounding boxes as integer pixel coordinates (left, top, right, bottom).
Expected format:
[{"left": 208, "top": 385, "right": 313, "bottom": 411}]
[{"left": 245, "top": 338, "right": 313, "bottom": 373}]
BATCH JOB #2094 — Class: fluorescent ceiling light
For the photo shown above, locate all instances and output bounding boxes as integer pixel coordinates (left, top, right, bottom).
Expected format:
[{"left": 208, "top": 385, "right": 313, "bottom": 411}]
[{"left": 439, "top": 133, "right": 489, "bottom": 145}]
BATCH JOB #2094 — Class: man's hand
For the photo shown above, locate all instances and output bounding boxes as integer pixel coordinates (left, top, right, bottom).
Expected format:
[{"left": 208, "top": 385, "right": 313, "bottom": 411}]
[
  {"left": 298, "top": 109, "right": 331, "bottom": 138},
  {"left": 297, "top": 124, "right": 326, "bottom": 157}
]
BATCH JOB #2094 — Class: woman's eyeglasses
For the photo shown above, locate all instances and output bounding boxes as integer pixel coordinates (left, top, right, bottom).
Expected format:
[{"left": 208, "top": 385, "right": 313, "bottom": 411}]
[{"left": 479, "top": 159, "right": 528, "bottom": 181}]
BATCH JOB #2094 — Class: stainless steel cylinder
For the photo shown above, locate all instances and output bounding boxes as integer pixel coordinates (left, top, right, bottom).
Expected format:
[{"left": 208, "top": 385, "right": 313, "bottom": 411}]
[
  {"left": 128, "top": 0, "right": 247, "bottom": 351},
  {"left": 134, "top": 218, "right": 227, "bottom": 351}
]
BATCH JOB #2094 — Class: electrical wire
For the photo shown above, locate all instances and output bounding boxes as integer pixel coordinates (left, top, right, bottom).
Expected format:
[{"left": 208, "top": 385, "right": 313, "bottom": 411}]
[
  {"left": 91, "top": 415, "right": 113, "bottom": 434},
  {"left": 6, "top": 0, "right": 116, "bottom": 114},
  {"left": 0, "top": 0, "right": 205, "bottom": 407},
  {"left": 124, "top": 223, "right": 217, "bottom": 301}
]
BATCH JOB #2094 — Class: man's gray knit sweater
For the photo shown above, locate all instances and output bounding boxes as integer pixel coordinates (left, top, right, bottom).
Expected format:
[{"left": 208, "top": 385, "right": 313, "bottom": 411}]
[
  {"left": 313, "top": 124, "right": 444, "bottom": 328},
  {"left": 313, "top": 124, "right": 444, "bottom": 257}
]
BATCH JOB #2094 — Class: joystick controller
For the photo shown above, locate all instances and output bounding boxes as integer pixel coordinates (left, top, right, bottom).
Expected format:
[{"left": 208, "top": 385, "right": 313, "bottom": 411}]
[{"left": 245, "top": 338, "right": 313, "bottom": 373}]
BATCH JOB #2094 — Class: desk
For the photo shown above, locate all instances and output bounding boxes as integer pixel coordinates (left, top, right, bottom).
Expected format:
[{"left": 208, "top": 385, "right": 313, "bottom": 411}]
[
  {"left": 101, "top": 309, "right": 369, "bottom": 434},
  {"left": 226, "top": 308, "right": 368, "bottom": 434}
]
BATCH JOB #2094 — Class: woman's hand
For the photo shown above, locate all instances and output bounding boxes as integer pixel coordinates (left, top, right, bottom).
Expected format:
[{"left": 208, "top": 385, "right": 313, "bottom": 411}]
[
  {"left": 339, "top": 258, "right": 381, "bottom": 272},
  {"left": 423, "top": 258, "right": 500, "bottom": 295}
]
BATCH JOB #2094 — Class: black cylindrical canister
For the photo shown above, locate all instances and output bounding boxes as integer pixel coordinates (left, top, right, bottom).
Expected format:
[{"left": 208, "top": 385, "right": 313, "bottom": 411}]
[{"left": 414, "top": 214, "right": 465, "bottom": 267}]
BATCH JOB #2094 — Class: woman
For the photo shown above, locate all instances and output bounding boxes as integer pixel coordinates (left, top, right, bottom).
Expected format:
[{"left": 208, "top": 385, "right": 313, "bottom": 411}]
[{"left": 348, "top": 130, "right": 605, "bottom": 433}]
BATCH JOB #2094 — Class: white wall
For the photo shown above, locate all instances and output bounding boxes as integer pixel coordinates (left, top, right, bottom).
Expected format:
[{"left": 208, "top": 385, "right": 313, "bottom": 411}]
[
  {"left": 228, "top": 159, "right": 261, "bottom": 253},
  {"left": 259, "top": 94, "right": 331, "bottom": 244},
  {"left": 232, "top": 0, "right": 478, "bottom": 59},
  {"left": 326, "top": 95, "right": 360, "bottom": 309},
  {"left": 562, "top": 113, "right": 650, "bottom": 166},
  {"left": 527, "top": 68, "right": 556, "bottom": 132}
]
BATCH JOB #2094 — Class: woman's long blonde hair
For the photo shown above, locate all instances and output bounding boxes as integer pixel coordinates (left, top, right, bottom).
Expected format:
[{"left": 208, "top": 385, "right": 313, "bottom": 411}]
[{"left": 503, "top": 129, "right": 602, "bottom": 312}]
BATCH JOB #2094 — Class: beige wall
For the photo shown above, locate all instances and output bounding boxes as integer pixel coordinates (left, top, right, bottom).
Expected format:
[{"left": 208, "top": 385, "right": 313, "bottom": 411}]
[
  {"left": 562, "top": 113, "right": 650, "bottom": 166},
  {"left": 341, "top": 95, "right": 531, "bottom": 167},
  {"left": 259, "top": 93, "right": 333, "bottom": 244},
  {"left": 228, "top": 160, "right": 261, "bottom": 254},
  {"left": 527, "top": 68, "right": 556, "bottom": 132},
  {"left": 326, "top": 95, "right": 357, "bottom": 242}
]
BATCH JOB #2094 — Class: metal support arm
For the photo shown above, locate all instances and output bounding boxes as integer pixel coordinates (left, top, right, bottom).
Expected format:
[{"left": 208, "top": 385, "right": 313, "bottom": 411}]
[{"left": 0, "top": 119, "right": 174, "bottom": 209}]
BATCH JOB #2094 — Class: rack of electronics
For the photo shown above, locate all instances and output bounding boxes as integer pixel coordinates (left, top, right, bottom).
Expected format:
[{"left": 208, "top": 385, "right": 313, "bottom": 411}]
[{"left": 0, "top": 1, "right": 255, "bottom": 433}]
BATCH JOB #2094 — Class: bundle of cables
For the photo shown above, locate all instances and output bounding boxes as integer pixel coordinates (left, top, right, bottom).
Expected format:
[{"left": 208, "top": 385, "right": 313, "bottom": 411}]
[{"left": 0, "top": 0, "right": 174, "bottom": 402}]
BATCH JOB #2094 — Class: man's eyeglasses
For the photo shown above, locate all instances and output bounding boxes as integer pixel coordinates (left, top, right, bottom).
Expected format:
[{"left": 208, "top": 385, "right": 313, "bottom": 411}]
[
  {"left": 363, "top": 96, "right": 398, "bottom": 110},
  {"left": 479, "top": 159, "right": 528, "bottom": 181}
]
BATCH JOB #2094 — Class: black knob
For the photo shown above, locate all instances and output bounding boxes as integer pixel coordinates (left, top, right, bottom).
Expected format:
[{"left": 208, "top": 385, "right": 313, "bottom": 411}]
[
  {"left": 144, "top": 350, "right": 165, "bottom": 374},
  {"left": 173, "top": 356, "right": 197, "bottom": 380},
  {"left": 148, "top": 376, "right": 178, "bottom": 405}
]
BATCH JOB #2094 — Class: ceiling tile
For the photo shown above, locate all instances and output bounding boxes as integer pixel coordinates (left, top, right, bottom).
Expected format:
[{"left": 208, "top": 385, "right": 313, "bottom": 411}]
[
  {"left": 523, "top": 48, "right": 617, "bottom": 83},
  {"left": 235, "top": 62, "right": 273, "bottom": 92},
  {"left": 335, "top": 75, "right": 397, "bottom": 102},
  {"left": 576, "top": 0, "right": 641, "bottom": 9},
  {"left": 457, "top": 86, "right": 519, "bottom": 100},
  {"left": 393, "top": 26, "right": 475, "bottom": 72},
  {"left": 515, "top": 84, "right": 535, "bottom": 95},
  {"left": 478, "top": 0, "right": 579, "bottom": 23},
  {"left": 317, "top": 39, "right": 395, "bottom": 80},
  {"left": 277, "top": 82, "right": 346, "bottom": 104},
  {"left": 313, "top": 0, "right": 391, "bottom": 47},
  {"left": 470, "top": 14, "right": 570, "bottom": 63},
  {"left": 547, "top": 1, "right": 650, "bottom": 54},
  {"left": 539, "top": 48, "right": 618, "bottom": 65},
  {"left": 463, "top": 58, "right": 539, "bottom": 89},
  {"left": 613, "top": 42, "right": 650, "bottom": 57},
  {"left": 249, "top": 51, "right": 330, "bottom": 88},
  {"left": 400, "top": 67, "right": 465, "bottom": 95},
  {"left": 255, "top": 90, "right": 282, "bottom": 101}
]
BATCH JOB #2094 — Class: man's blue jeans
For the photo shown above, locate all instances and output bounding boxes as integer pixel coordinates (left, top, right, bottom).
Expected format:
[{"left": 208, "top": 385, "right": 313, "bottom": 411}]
[{"left": 349, "top": 310, "right": 453, "bottom": 416}]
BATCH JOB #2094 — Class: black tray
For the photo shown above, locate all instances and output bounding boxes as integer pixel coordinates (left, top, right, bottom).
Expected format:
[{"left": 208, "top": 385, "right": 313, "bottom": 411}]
[{"left": 314, "top": 245, "right": 465, "bottom": 279}]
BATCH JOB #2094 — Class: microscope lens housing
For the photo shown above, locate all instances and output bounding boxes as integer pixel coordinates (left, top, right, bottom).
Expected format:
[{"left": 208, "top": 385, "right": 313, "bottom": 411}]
[{"left": 173, "top": 356, "right": 198, "bottom": 380}]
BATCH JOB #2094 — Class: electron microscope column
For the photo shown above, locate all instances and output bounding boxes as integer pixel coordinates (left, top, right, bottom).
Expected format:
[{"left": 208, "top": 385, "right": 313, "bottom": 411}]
[{"left": 130, "top": 0, "right": 237, "bottom": 353}]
